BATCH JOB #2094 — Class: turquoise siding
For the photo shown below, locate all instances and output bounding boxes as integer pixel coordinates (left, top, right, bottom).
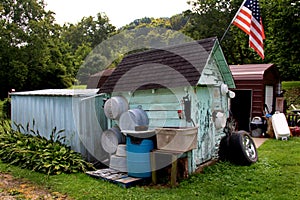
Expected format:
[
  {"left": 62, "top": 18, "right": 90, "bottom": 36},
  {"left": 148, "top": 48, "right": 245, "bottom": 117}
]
[
  {"left": 111, "top": 56, "right": 231, "bottom": 172},
  {"left": 114, "top": 84, "right": 229, "bottom": 172}
]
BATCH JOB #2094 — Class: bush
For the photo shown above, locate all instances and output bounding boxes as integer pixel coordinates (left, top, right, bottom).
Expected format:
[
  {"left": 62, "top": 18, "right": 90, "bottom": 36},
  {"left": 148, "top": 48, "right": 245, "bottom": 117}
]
[
  {"left": 2, "top": 98, "right": 11, "bottom": 119},
  {"left": 0, "top": 120, "right": 94, "bottom": 175}
]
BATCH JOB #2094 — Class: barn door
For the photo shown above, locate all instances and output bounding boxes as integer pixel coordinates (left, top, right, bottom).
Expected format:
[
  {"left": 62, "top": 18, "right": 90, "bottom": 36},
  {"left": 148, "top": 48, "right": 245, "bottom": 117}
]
[{"left": 230, "top": 90, "right": 252, "bottom": 131}]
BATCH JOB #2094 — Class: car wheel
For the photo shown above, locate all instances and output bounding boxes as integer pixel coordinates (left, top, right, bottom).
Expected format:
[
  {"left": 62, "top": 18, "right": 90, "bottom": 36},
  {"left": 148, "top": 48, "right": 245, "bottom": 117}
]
[{"left": 229, "top": 131, "right": 258, "bottom": 165}]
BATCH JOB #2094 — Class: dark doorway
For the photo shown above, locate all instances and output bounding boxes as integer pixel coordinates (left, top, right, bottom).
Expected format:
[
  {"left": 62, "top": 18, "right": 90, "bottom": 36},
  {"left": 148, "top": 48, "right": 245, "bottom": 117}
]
[{"left": 230, "top": 90, "right": 252, "bottom": 131}]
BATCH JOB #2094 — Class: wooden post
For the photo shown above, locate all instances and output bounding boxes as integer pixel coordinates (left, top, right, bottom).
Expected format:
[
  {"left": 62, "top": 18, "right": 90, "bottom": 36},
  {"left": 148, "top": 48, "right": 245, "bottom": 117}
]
[
  {"left": 171, "top": 154, "right": 178, "bottom": 187},
  {"left": 151, "top": 152, "right": 157, "bottom": 184}
]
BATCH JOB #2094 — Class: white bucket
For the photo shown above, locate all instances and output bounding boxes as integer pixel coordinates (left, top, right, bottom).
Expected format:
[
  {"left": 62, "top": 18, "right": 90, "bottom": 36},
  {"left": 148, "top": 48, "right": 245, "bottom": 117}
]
[
  {"left": 119, "top": 108, "right": 149, "bottom": 131},
  {"left": 101, "top": 127, "right": 125, "bottom": 154},
  {"left": 109, "top": 155, "right": 127, "bottom": 172},
  {"left": 104, "top": 96, "right": 129, "bottom": 120}
]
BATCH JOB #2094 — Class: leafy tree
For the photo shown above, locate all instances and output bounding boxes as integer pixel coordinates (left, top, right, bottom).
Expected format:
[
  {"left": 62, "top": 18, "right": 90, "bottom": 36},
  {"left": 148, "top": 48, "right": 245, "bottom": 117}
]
[
  {"left": 262, "top": 0, "right": 300, "bottom": 80},
  {"left": 0, "top": 0, "right": 74, "bottom": 98},
  {"left": 61, "top": 13, "right": 116, "bottom": 52},
  {"left": 184, "top": 0, "right": 300, "bottom": 81}
]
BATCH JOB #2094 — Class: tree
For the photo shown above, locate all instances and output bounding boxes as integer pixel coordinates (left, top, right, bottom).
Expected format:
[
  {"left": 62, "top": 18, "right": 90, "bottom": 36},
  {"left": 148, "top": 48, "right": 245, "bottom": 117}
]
[
  {"left": 0, "top": 0, "right": 74, "bottom": 98},
  {"left": 184, "top": 0, "right": 300, "bottom": 80},
  {"left": 61, "top": 13, "right": 116, "bottom": 52},
  {"left": 262, "top": 0, "right": 300, "bottom": 80}
]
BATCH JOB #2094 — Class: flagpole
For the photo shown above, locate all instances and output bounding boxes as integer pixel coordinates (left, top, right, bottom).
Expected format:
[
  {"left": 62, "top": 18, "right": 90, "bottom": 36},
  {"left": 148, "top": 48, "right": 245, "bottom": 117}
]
[{"left": 220, "top": 0, "right": 247, "bottom": 43}]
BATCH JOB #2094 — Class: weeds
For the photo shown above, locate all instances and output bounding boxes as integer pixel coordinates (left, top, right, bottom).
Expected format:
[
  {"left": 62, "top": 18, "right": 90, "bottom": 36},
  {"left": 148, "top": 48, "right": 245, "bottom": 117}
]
[{"left": 0, "top": 120, "right": 94, "bottom": 175}]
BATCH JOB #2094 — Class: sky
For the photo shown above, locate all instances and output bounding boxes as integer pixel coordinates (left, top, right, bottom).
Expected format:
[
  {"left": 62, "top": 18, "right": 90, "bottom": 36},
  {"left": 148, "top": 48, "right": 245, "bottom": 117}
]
[{"left": 44, "top": 0, "right": 192, "bottom": 28}]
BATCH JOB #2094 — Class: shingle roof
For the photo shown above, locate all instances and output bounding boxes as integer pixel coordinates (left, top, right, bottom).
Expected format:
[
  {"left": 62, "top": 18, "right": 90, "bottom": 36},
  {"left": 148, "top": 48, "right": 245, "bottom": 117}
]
[
  {"left": 87, "top": 68, "right": 115, "bottom": 89},
  {"left": 98, "top": 37, "right": 217, "bottom": 93},
  {"left": 229, "top": 64, "right": 275, "bottom": 80}
]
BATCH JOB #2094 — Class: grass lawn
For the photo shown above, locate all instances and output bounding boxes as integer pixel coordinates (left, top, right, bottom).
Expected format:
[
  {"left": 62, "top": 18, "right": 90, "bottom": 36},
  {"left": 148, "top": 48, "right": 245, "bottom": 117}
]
[{"left": 1, "top": 137, "right": 300, "bottom": 200}]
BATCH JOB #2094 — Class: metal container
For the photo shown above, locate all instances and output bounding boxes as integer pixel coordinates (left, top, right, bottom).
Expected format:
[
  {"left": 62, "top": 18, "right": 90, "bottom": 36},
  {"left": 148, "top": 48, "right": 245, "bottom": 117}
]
[
  {"left": 250, "top": 117, "right": 263, "bottom": 137},
  {"left": 119, "top": 108, "right": 149, "bottom": 131},
  {"left": 104, "top": 96, "right": 129, "bottom": 120},
  {"left": 109, "top": 155, "right": 127, "bottom": 172},
  {"left": 155, "top": 127, "right": 198, "bottom": 152},
  {"left": 116, "top": 144, "right": 127, "bottom": 157},
  {"left": 101, "top": 127, "right": 125, "bottom": 154}
]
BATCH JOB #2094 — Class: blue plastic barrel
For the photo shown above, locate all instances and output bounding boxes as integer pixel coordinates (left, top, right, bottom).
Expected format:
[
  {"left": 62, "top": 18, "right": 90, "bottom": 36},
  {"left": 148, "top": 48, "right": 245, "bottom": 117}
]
[{"left": 126, "top": 136, "right": 154, "bottom": 178}]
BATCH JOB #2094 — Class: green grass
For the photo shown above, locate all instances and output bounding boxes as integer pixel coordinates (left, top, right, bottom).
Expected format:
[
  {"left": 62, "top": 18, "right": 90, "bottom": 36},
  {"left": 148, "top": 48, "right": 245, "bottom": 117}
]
[
  {"left": 282, "top": 81, "right": 300, "bottom": 90},
  {"left": 1, "top": 137, "right": 300, "bottom": 200},
  {"left": 69, "top": 85, "right": 87, "bottom": 89}
]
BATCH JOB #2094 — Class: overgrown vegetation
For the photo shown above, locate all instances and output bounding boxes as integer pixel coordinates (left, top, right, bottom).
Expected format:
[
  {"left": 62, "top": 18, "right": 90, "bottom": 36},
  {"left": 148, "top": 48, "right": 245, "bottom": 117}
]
[
  {"left": 282, "top": 81, "right": 300, "bottom": 111},
  {"left": 0, "top": 120, "right": 94, "bottom": 175}
]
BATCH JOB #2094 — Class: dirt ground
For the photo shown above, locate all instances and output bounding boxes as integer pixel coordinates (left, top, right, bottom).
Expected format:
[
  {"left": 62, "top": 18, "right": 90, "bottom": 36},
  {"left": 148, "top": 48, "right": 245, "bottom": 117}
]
[{"left": 0, "top": 173, "right": 70, "bottom": 200}]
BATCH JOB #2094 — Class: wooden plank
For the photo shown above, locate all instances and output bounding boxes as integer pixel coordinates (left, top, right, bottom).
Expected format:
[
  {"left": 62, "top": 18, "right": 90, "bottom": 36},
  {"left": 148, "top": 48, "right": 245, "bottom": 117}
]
[{"left": 86, "top": 169, "right": 147, "bottom": 188}]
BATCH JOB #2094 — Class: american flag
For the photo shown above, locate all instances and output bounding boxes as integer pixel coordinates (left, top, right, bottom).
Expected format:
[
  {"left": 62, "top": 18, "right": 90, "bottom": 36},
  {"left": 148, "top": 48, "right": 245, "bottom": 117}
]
[{"left": 233, "top": 0, "right": 265, "bottom": 59}]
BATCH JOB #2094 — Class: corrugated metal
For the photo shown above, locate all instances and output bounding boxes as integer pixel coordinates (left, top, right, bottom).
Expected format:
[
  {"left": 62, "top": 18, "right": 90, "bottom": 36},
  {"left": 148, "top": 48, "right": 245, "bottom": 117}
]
[
  {"left": 11, "top": 89, "right": 108, "bottom": 162},
  {"left": 230, "top": 64, "right": 274, "bottom": 80}
]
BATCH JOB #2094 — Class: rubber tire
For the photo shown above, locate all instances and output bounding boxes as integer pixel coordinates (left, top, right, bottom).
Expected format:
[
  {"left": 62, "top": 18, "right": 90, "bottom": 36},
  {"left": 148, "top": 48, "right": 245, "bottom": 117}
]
[
  {"left": 229, "top": 131, "right": 258, "bottom": 166},
  {"left": 218, "top": 135, "right": 230, "bottom": 161}
]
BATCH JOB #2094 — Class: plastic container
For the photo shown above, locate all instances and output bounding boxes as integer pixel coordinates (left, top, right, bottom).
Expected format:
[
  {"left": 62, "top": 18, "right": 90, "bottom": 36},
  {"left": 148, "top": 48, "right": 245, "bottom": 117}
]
[
  {"left": 250, "top": 117, "right": 263, "bottom": 137},
  {"left": 104, "top": 96, "right": 128, "bottom": 120},
  {"left": 272, "top": 112, "right": 291, "bottom": 140},
  {"left": 155, "top": 127, "right": 198, "bottom": 152},
  {"left": 101, "top": 127, "right": 125, "bottom": 154},
  {"left": 126, "top": 137, "right": 154, "bottom": 178},
  {"left": 119, "top": 108, "right": 149, "bottom": 131},
  {"left": 109, "top": 155, "right": 127, "bottom": 172}
]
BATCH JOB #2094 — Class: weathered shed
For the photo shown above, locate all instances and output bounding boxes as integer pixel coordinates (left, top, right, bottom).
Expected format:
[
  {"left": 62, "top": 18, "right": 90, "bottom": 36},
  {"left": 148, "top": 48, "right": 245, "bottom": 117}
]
[
  {"left": 229, "top": 64, "right": 281, "bottom": 131},
  {"left": 98, "top": 37, "right": 235, "bottom": 173},
  {"left": 87, "top": 68, "right": 115, "bottom": 89},
  {"left": 10, "top": 89, "right": 108, "bottom": 162}
]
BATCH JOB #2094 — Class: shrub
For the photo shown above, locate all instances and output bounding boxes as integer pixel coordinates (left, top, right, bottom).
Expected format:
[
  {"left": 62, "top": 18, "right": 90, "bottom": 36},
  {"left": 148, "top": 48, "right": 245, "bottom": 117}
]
[
  {"left": 2, "top": 98, "right": 11, "bottom": 119},
  {"left": 0, "top": 120, "right": 94, "bottom": 175}
]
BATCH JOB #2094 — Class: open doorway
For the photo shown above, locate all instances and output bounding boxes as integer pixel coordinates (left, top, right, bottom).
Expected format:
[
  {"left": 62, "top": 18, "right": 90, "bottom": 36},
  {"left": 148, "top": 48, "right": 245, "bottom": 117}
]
[{"left": 230, "top": 90, "right": 252, "bottom": 131}]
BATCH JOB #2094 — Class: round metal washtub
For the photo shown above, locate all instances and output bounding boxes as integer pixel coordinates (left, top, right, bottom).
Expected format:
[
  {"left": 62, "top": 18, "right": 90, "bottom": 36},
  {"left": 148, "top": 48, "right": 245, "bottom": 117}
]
[
  {"left": 101, "top": 127, "right": 125, "bottom": 154},
  {"left": 109, "top": 155, "right": 127, "bottom": 172},
  {"left": 104, "top": 96, "right": 129, "bottom": 120},
  {"left": 119, "top": 108, "right": 149, "bottom": 131},
  {"left": 116, "top": 144, "right": 127, "bottom": 157}
]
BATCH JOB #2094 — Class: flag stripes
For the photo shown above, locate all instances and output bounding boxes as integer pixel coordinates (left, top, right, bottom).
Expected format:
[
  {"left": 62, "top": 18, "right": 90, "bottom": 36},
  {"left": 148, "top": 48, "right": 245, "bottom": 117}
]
[{"left": 233, "top": 0, "right": 265, "bottom": 59}]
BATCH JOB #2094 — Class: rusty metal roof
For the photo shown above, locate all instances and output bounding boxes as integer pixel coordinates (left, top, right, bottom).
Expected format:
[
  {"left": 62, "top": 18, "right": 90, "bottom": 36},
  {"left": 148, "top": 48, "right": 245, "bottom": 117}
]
[
  {"left": 229, "top": 64, "right": 275, "bottom": 80},
  {"left": 98, "top": 37, "right": 217, "bottom": 93}
]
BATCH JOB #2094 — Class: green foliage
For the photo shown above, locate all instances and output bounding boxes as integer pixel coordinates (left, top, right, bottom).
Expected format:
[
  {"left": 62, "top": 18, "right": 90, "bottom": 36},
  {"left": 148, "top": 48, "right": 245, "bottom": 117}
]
[
  {"left": 185, "top": 0, "right": 300, "bottom": 80},
  {"left": 2, "top": 98, "right": 11, "bottom": 119},
  {"left": 0, "top": 120, "right": 94, "bottom": 175},
  {"left": 282, "top": 81, "right": 300, "bottom": 110}
]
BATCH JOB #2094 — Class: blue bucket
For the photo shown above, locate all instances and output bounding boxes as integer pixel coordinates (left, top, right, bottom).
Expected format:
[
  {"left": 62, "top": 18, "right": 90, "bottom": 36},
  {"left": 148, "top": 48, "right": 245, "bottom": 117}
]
[{"left": 126, "top": 137, "right": 154, "bottom": 178}]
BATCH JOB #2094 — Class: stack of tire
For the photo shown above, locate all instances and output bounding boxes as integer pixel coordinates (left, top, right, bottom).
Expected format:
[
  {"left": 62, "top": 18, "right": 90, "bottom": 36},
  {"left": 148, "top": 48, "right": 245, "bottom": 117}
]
[{"left": 219, "top": 131, "right": 258, "bottom": 166}]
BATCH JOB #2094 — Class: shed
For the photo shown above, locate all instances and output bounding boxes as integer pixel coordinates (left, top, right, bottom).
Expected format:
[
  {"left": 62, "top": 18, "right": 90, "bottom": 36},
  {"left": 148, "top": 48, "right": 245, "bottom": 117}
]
[
  {"left": 98, "top": 37, "right": 236, "bottom": 173},
  {"left": 87, "top": 68, "right": 115, "bottom": 89},
  {"left": 229, "top": 64, "right": 281, "bottom": 131},
  {"left": 10, "top": 89, "right": 108, "bottom": 162}
]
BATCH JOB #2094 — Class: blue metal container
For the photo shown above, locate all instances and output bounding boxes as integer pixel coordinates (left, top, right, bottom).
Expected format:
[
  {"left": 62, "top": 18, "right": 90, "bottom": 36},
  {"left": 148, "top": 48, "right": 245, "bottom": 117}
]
[{"left": 126, "top": 136, "right": 154, "bottom": 178}]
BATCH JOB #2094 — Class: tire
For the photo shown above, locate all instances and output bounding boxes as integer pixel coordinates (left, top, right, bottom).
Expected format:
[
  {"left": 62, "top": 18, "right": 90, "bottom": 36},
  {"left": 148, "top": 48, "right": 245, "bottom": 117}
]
[
  {"left": 229, "top": 131, "right": 258, "bottom": 166},
  {"left": 218, "top": 135, "right": 230, "bottom": 161}
]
